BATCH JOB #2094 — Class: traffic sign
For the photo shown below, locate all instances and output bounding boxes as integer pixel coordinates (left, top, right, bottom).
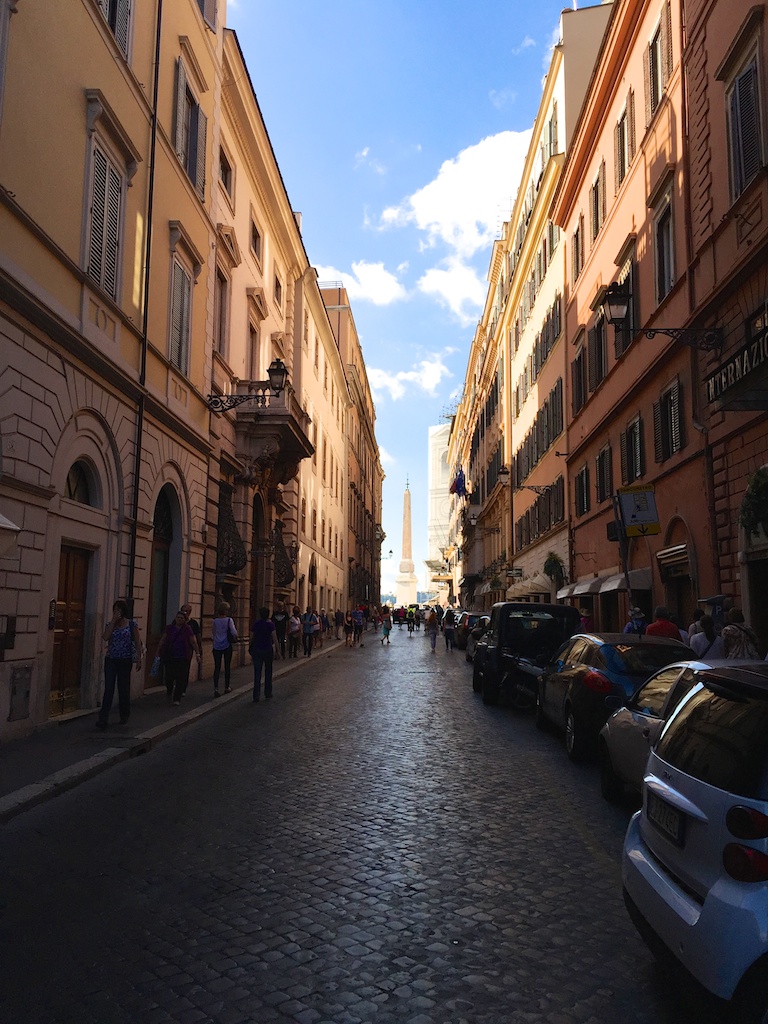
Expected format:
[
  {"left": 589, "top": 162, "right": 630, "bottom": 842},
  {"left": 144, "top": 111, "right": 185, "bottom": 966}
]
[{"left": 618, "top": 485, "right": 661, "bottom": 537}]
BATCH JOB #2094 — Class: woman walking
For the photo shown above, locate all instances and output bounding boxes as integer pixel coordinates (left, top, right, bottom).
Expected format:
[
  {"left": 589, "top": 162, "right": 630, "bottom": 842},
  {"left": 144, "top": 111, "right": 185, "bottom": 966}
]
[
  {"left": 381, "top": 606, "right": 392, "bottom": 645},
  {"left": 98, "top": 600, "right": 143, "bottom": 728},
  {"left": 212, "top": 602, "right": 237, "bottom": 697},
  {"left": 158, "top": 610, "right": 200, "bottom": 705},
  {"left": 425, "top": 608, "right": 439, "bottom": 653},
  {"left": 249, "top": 607, "right": 278, "bottom": 700},
  {"left": 287, "top": 606, "right": 302, "bottom": 658}
]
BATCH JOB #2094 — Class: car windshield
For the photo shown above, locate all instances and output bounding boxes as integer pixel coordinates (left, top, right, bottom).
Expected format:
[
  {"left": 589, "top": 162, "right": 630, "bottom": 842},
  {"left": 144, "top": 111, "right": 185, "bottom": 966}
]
[
  {"left": 657, "top": 683, "right": 768, "bottom": 798},
  {"left": 503, "top": 613, "right": 563, "bottom": 656},
  {"left": 606, "top": 642, "right": 687, "bottom": 676}
]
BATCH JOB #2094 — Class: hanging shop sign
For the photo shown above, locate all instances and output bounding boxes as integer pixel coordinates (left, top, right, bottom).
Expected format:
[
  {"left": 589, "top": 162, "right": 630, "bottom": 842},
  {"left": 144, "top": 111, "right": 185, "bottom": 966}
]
[
  {"left": 618, "top": 485, "right": 660, "bottom": 537},
  {"left": 706, "top": 304, "right": 768, "bottom": 405}
]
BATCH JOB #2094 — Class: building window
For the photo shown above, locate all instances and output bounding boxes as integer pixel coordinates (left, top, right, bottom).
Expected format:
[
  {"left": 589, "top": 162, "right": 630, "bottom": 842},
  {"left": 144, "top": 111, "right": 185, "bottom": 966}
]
[
  {"left": 572, "top": 345, "right": 587, "bottom": 415},
  {"left": 250, "top": 219, "right": 262, "bottom": 263},
  {"left": 65, "top": 461, "right": 95, "bottom": 506},
  {"left": 587, "top": 316, "right": 608, "bottom": 392},
  {"left": 620, "top": 416, "right": 645, "bottom": 483},
  {"left": 248, "top": 324, "right": 260, "bottom": 380},
  {"left": 274, "top": 274, "right": 282, "bottom": 309},
  {"left": 213, "top": 267, "right": 228, "bottom": 356},
  {"left": 575, "top": 465, "right": 590, "bottom": 517},
  {"left": 645, "top": 2, "right": 672, "bottom": 124},
  {"left": 96, "top": 0, "right": 131, "bottom": 57},
  {"left": 596, "top": 446, "right": 613, "bottom": 504},
  {"left": 195, "top": 0, "right": 216, "bottom": 29},
  {"left": 301, "top": 497, "right": 306, "bottom": 534},
  {"left": 614, "top": 259, "right": 637, "bottom": 358},
  {"left": 321, "top": 517, "right": 326, "bottom": 549},
  {"left": 615, "top": 90, "right": 636, "bottom": 191},
  {"left": 311, "top": 508, "right": 317, "bottom": 541},
  {"left": 174, "top": 59, "right": 207, "bottom": 201},
  {"left": 86, "top": 140, "right": 123, "bottom": 300},
  {"left": 572, "top": 213, "right": 585, "bottom": 282},
  {"left": 654, "top": 190, "right": 674, "bottom": 303},
  {"left": 727, "top": 55, "right": 762, "bottom": 200},
  {"left": 590, "top": 160, "right": 606, "bottom": 241},
  {"left": 219, "top": 147, "right": 232, "bottom": 197},
  {"left": 654, "top": 379, "right": 684, "bottom": 462}
]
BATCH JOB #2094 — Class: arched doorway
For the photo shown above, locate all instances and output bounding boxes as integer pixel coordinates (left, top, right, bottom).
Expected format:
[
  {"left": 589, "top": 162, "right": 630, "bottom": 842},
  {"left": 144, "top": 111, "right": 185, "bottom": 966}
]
[
  {"left": 147, "top": 485, "right": 182, "bottom": 675},
  {"left": 251, "top": 494, "right": 269, "bottom": 619}
]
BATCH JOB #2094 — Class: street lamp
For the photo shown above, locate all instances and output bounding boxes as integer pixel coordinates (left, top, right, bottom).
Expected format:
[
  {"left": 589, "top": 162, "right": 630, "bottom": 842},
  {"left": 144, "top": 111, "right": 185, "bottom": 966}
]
[
  {"left": 469, "top": 513, "right": 500, "bottom": 533},
  {"left": 496, "top": 465, "right": 510, "bottom": 487},
  {"left": 208, "top": 358, "right": 289, "bottom": 412},
  {"left": 601, "top": 282, "right": 723, "bottom": 353}
]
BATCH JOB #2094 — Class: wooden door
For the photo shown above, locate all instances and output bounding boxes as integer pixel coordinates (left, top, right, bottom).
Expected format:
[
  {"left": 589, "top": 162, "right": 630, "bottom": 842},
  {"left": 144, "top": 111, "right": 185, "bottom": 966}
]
[{"left": 50, "top": 546, "right": 90, "bottom": 716}]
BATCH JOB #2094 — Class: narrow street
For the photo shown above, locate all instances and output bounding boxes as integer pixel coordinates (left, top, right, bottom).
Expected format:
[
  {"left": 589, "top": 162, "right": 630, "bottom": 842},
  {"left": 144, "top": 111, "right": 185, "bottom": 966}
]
[{"left": 0, "top": 630, "right": 727, "bottom": 1024}]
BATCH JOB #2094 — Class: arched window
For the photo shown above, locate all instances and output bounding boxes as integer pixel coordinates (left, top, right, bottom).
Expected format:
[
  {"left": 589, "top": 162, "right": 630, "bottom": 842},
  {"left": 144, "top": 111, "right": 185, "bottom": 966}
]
[
  {"left": 321, "top": 516, "right": 326, "bottom": 549},
  {"left": 65, "top": 460, "right": 96, "bottom": 506},
  {"left": 311, "top": 508, "right": 317, "bottom": 541},
  {"left": 301, "top": 497, "right": 307, "bottom": 534}
]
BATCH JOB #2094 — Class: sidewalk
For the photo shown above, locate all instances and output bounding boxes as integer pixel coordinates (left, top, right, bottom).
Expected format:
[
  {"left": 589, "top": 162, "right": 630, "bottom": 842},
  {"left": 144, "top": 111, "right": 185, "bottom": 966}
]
[{"left": 0, "top": 637, "right": 346, "bottom": 824}]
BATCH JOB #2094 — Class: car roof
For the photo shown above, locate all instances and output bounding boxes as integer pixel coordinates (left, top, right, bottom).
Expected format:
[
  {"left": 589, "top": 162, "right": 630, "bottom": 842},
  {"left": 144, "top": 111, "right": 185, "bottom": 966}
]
[
  {"left": 698, "top": 661, "right": 768, "bottom": 698},
  {"left": 574, "top": 632, "right": 690, "bottom": 647}
]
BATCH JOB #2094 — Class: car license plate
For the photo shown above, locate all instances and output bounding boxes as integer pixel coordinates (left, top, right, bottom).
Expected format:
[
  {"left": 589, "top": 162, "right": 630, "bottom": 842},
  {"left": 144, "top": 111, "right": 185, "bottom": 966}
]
[{"left": 648, "top": 792, "right": 685, "bottom": 846}]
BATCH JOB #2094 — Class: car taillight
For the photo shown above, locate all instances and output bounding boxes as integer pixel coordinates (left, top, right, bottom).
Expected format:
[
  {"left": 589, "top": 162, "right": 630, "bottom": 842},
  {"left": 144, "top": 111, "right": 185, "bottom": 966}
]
[
  {"left": 723, "top": 843, "right": 768, "bottom": 882},
  {"left": 583, "top": 670, "right": 611, "bottom": 694},
  {"left": 726, "top": 805, "right": 768, "bottom": 840}
]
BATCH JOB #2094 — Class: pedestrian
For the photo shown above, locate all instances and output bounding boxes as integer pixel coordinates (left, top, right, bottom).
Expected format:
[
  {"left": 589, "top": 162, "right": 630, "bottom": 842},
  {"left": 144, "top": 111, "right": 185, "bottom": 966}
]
[
  {"left": 271, "top": 600, "right": 289, "bottom": 659},
  {"left": 211, "top": 602, "right": 237, "bottom": 697},
  {"left": 344, "top": 610, "right": 354, "bottom": 647},
  {"left": 181, "top": 602, "right": 202, "bottom": 680},
  {"left": 315, "top": 609, "right": 325, "bottom": 649},
  {"left": 623, "top": 607, "right": 646, "bottom": 635},
  {"left": 288, "top": 605, "right": 302, "bottom": 658},
  {"left": 97, "top": 599, "right": 143, "bottom": 728},
  {"left": 426, "top": 608, "right": 439, "bottom": 653},
  {"left": 443, "top": 606, "right": 456, "bottom": 650},
  {"left": 302, "top": 606, "right": 318, "bottom": 656},
  {"left": 157, "top": 609, "right": 200, "bottom": 705},
  {"left": 249, "top": 606, "right": 278, "bottom": 700},
  {"left": 721, "top": 608, "right": 761, "bottom": 659},
  {"left": 352, "top": 606, "right": 364, "bottom": 646},
  {"left": 334, "top": 608, "right": 344, "bottom": 640},
  {"left": 645, "top": 606, "right": 682, "bottom": 641},
  {"left": 689, "top": 614, "right": 725, "bottom": 659},
  {"left": 579, "top": 606, "right": 594, "bottom": 631},
  {"left": 688, "top": 608, "right": 704, "bottom": 638},
  {"left": 381, "top": 606, "right": 392, "bottom": 644}
]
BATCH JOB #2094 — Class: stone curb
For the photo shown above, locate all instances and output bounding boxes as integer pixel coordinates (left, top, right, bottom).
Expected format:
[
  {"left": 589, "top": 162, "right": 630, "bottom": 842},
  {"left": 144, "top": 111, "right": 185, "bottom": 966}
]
[{"left": 0, "top": 638, "right": 347, "bottom": 824}]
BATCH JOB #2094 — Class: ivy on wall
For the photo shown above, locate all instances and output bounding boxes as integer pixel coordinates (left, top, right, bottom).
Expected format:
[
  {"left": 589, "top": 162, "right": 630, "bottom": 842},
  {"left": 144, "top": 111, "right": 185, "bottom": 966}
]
[{"left": 739, "top": 467, "right": 768, "bottom": 538}]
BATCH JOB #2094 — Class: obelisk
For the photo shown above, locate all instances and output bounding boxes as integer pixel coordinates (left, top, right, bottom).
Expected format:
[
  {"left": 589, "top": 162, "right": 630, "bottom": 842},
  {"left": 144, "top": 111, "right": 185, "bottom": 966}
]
[{"left": 395, "top": 480, "right": 418, "bottom": 607}]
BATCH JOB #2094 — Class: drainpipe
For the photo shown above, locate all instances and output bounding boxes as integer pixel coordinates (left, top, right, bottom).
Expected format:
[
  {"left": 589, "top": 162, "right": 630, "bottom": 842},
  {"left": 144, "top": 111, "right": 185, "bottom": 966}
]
[{"left": 127, "top": 0, "right": 163, "bottom": 600}]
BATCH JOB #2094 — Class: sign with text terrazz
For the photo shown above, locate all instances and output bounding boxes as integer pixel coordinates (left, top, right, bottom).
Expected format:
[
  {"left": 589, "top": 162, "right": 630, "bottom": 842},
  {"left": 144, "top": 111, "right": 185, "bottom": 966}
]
[{"left": 706, "top": 307, "right": 768, "bottom": 403}]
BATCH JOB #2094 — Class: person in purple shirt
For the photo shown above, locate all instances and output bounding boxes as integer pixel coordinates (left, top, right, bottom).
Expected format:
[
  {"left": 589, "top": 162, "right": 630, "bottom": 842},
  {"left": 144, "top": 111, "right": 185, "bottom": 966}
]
[{"left": 249, "top": 606, "right": 278, "bottom": 701}]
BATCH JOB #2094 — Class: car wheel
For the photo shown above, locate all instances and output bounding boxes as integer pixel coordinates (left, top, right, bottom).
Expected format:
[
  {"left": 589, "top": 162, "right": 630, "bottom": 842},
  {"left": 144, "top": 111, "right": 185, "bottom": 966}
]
[
  {"left": 472, "top": 662, "right": 482, "bottom": 693},
  {"left": 565, "top": 706, "right": 587, "bottom": 761},
  {"left": 482, "top": 676, "right": 499, "bottom": 706},
  {"left": 733, "top": 960, "right": 768, "bottom": 1024},
  {"left": 535, "top": 687, "right": 548, "bottom": 731},
  {"left": 599, "top": 741, "right": 623, "bottom": 803}
]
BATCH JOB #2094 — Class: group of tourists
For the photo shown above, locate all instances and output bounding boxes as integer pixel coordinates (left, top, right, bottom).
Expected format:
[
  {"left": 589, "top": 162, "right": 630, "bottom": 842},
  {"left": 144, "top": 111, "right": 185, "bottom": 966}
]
[{"left": 618, "top": 601, "right": 763, "bottom": 660}]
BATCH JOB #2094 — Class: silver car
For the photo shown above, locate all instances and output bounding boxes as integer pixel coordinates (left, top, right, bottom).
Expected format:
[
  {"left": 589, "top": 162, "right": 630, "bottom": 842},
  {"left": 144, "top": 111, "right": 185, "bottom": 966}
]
[
  {"left": 623, "top": 661, "right": 768, "bottom": 1020},
  {"left": 598, "top": 659, "right": 713, "bottom": 801}
]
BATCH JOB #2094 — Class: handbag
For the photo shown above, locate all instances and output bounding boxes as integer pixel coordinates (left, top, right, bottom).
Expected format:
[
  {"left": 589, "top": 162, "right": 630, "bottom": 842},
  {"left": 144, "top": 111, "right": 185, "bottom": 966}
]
[{"left": 150, "top": 655, "right": 161, "bottom": 678}]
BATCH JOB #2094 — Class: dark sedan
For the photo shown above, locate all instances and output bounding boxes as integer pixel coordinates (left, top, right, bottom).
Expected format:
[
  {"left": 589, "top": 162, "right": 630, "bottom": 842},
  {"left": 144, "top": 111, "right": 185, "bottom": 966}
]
[
  {"left": 536, "top": 633, "right": 692, "bottom": 761},
  {"left": 455, "top": 612, "right": 484, "bottom": 650}
]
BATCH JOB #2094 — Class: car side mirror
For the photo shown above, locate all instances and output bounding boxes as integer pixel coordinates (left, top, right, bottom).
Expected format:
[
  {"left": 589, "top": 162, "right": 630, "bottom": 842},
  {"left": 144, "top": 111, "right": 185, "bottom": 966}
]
[{"left": 604, "top": 695, "right": 624, "bottom": 713}]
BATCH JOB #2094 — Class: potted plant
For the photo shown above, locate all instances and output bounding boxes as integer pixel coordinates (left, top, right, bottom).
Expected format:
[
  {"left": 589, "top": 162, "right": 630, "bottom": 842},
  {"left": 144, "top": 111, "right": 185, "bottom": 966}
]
[{"left": 740, "top": 467, "right": 768, "bottom": 538}]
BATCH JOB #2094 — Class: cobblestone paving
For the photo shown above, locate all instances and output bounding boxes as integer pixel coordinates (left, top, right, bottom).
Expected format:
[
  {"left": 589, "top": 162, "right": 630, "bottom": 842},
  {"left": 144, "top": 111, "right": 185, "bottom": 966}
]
[{"left": 0, "top": 632, "right": 729, "bottom": 1023}]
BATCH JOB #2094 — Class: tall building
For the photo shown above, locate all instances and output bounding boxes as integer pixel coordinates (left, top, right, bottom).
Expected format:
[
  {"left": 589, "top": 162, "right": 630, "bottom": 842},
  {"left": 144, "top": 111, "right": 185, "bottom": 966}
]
[
  {"left": 426, "top": 424, "right": 453, "bottom": 602},
  {"left": 395, "top": 483, "right": 418, "bottom": 607}
]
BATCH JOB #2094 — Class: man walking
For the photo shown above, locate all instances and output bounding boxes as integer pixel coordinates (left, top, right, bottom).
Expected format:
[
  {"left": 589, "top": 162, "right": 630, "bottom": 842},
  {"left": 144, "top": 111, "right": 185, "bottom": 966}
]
[{"left": 249, "top": 607, "right": 278, "bottom": 701}]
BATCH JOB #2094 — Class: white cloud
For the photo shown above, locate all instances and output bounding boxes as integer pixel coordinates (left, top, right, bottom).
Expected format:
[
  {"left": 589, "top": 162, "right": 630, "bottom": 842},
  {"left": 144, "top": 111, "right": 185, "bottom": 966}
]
[
  {"left": 367, "top": 353, "right": 452, "bottom": 403},
  {"left": 417, "top": 258, "right": 486, "bottom": 327},
  {"left": 315, "top": 260, "right": 407, "bottom": 306},
  {"left": 489, "top": 87, "right": 517, "bottom": 110},
  {"left": 378, "top": 445, "right": 395, "bottom": 465},
  {"left": 380, "top": 129, "right": 533, "bottom": 261},
  {"left": 354, "top": 146, "right": 386, "bottom": 175},
  {"left": 512, "top": 35, "right": 536, "bottom": 55}
]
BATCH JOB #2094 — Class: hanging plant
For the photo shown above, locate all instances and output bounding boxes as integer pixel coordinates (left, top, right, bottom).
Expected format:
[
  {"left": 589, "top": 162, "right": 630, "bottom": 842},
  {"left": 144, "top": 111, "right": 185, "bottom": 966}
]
[
  {"left": 740, "top": 467, "right": 768, "bottom": 538},
  {"left": 543, "top": 551, "right": 565, "bottom": 582},
  {"left": 489, "top": 576, "right": 503, "bottom": 589}
]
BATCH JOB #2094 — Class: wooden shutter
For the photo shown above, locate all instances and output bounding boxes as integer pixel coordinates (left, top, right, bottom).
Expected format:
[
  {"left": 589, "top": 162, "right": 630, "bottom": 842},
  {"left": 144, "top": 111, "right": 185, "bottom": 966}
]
[
  {"left": 88, "top": 146, "right": 107, "bottom": 287},
  {"left": 628, "top": 88, "right": 637, "bottom": 162},
  {"left": 201, "top": 0, "right": 217, "bottom": 29},
  {"left": 614, "top": 121, "right": 621, "bottom": 194},
  {"left": 195, "top": 107, "right": 207, "bottom": 201},
  {"left": 171, "top": 262, "right": 190, "bottom": 372},
  {"left": 672, "top": 380, "right": 683, "bottom": 453},
  {"left": 103, "top": 162, "right": 122, "bottom": 299},
  {"left": 735, "top": 62, "right": 761, "bottom": 192},
  {"left": 174, "top": 59, "right": 187, "bottom": 162},
  {"left": 653, "top": 399, "right": 664, "bottom": 462},
  {"left": 643, "top": 46, "right": 652, "bottom": 125},
  {"left": 114, "top": 0, "right": 130, "bottom": 56},
  {"left": 600, "top": 160, "right": 607, "bottom": 224},
  {"left": 662, "top": 0, "right": 673, "bottom": 85},
  {"left": 587, "top": 327, "right": 598, "bottom": 393},
  {"left": 637, "top": 416, "right": 645, "bottom": 476},
  {"left": 620, "top": 430, "right": 629, "bottom": 484}
]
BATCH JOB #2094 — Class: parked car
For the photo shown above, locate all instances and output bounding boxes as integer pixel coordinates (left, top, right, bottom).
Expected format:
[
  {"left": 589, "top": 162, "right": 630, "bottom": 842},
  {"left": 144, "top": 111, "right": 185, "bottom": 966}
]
[
  {"left": 598, "top": 660, "right": 709, "bottom": 801},
  {"left": 536, "top": 633, "right": 691, "bottom": 761},
  {"left": 455, "top": 612, "right": 484, "bottom": 650},
  {"left": 465, "top": 615, "right": 490, "bottom": 662},
  {"left": 473, "top": 603, "right": 581, "bottom": 707},
  {"left": 623, "top": 662, "right": 768, "bottom": 1021}
]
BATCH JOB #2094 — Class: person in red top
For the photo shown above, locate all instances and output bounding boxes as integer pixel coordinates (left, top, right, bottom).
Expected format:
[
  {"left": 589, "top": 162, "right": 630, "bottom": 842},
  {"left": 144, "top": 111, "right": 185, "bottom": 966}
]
[{"left": 644, "top": 605, "right": 682, "bottom": 641}]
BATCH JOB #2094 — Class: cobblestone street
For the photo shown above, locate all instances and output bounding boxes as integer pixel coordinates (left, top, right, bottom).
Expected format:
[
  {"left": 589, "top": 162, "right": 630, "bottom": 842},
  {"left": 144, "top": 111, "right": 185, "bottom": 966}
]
[{"left": 0, "top": 632, "right": 728, "bottom": 1024}]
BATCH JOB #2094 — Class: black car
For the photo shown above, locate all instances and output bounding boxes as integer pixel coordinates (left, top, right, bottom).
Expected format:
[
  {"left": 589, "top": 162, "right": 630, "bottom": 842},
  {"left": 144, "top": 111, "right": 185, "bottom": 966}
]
[
  {"left": 473, "top": 602, "right": 581, "bottom": 708},
  {"left": 455, "top": 612, "right": 484, "bottom": 650},
  {"left": 465, "top": 615, "right": 490, "bottom": 662},
  {"left": 536, "top": 633, "right": 692, "bottom": 761}
]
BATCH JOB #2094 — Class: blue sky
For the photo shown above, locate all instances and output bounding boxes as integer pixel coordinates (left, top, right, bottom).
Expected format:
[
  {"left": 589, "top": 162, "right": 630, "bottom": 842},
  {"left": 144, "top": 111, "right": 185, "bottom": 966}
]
[{"left": 227, "top": 0, "right": 571, "bottom": 596}]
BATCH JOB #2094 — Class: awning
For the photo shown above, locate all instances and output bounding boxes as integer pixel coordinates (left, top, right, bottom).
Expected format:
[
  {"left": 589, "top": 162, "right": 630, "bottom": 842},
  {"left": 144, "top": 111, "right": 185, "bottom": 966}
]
[
  {"left": 655, "top": 544, "right": 689, "bottom": 568},
  {"left": 557, "top": 583, "right": 577, "bottom": 600},
  {"left": 571, "top": 576, "right": 607, "bottom": 596},
  {"left": 598, "top": 567, "right": 652, "bottom": 592},
  {"left": 477, "top": 580, "right": 492, "bottom": 595},
  {"left": 506, "top": 572, "right": 552, "bottom": 599}
]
